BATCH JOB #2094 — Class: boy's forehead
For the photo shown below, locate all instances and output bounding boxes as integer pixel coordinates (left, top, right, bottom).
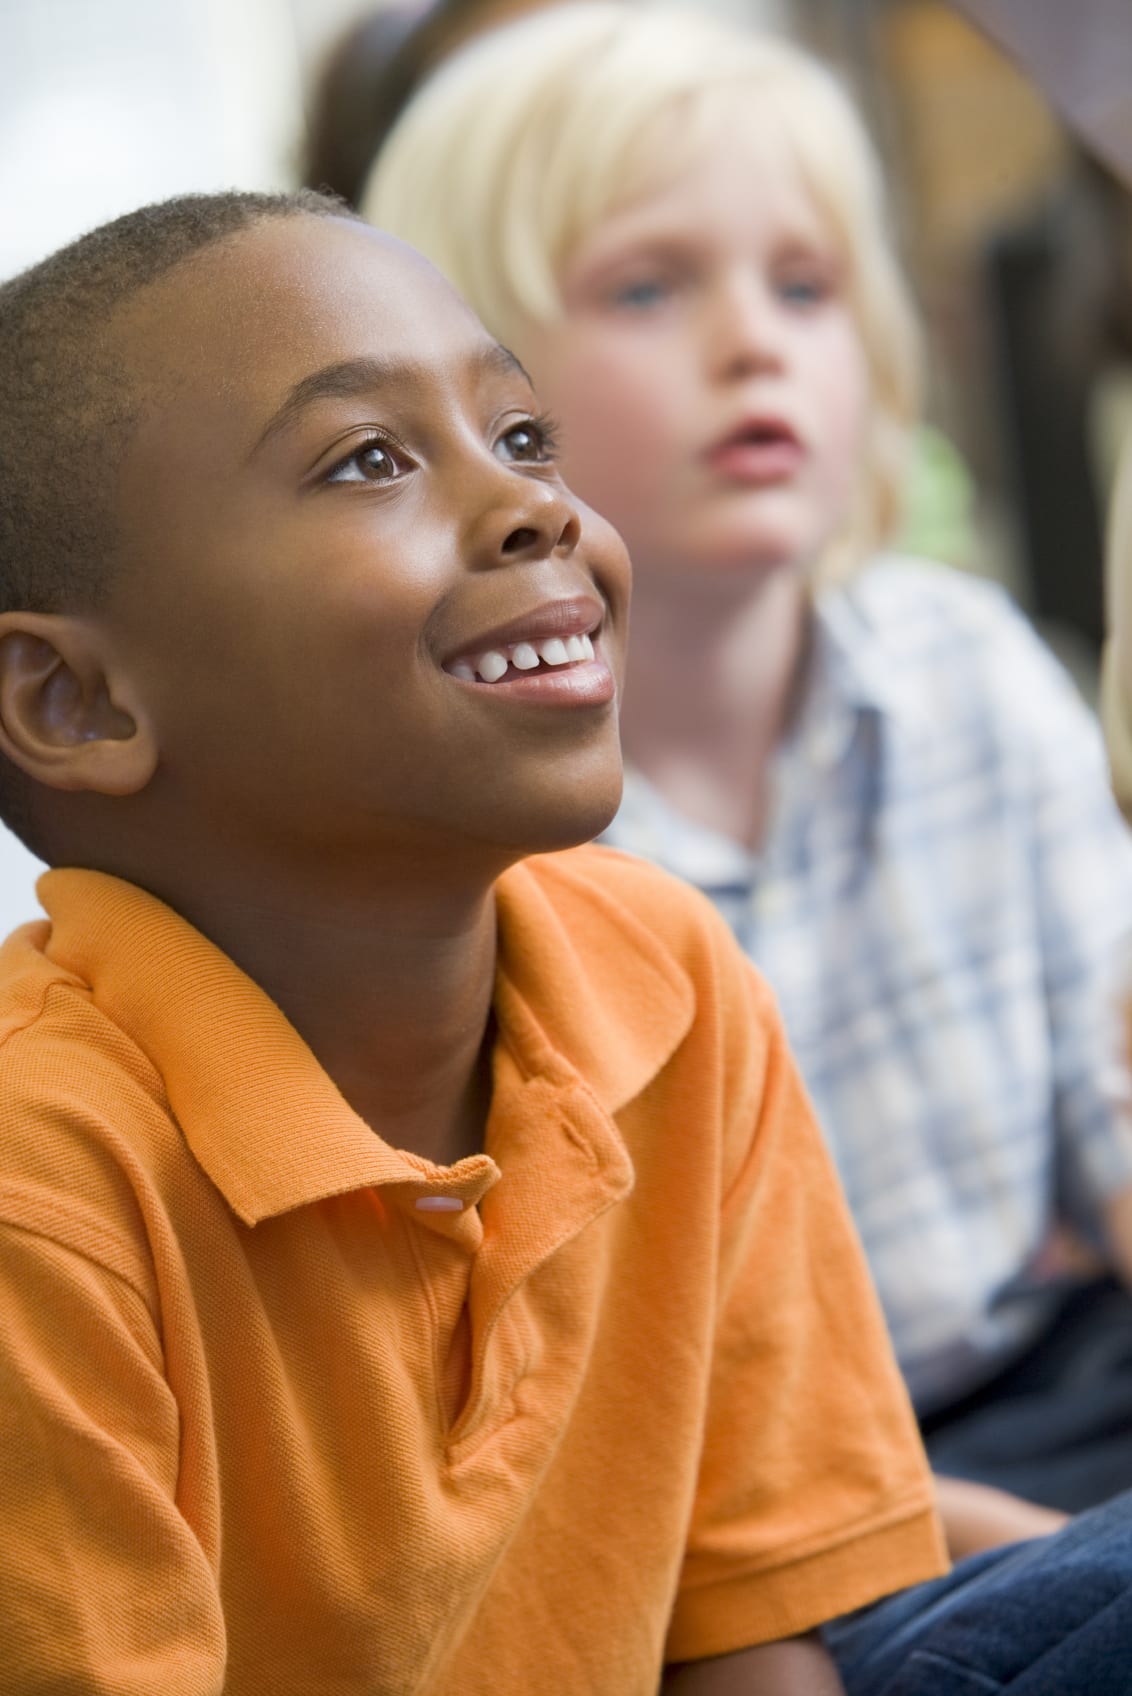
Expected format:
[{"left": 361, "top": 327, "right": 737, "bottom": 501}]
[
  {"left": 570, "top": 111, "right": 830, "bottom": 272},
  {"left": 115, "top": 216, "right": 486, "bottom": 415}
]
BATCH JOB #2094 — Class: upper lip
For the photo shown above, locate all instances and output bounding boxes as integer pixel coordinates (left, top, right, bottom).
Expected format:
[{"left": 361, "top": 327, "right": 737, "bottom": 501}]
[
  {"left": 705, "top": 413, "right": 802, "bottom": 458},
  {"left": 442, "top": 594, "right": 604, "bottom": 667}
]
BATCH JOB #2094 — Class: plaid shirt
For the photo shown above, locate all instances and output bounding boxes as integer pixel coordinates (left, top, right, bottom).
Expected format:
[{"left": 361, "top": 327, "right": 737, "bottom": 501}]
[{"left": 604, "top": 559, "right": 1132, "bottom": 1414}]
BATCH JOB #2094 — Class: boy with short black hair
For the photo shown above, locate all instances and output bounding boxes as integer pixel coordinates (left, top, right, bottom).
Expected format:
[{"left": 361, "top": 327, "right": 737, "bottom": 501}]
[
  {"left": 0, "top": 188, "right": 941, "bottom": 1696},
  {"left": 0, "top": 191, "right": 1128, "bottom": 1696}
]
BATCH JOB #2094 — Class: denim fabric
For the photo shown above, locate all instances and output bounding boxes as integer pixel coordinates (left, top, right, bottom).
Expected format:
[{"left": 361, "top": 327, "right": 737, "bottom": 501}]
[{"left": 823, "top": 1490, "right": 1132, "bottom": 1694}]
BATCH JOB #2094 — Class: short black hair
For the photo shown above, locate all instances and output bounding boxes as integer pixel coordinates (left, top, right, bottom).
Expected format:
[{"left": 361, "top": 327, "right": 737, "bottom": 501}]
[
  {"left": 0, "top": 187, "right": 354, "bottom": 618},
  {"left": 0, "top": 187, "right": 355, "bottom": 851}
]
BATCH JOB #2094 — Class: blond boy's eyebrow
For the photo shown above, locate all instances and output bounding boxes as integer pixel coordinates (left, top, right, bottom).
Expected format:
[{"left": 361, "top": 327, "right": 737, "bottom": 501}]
[{"left": 251, "top": 344, "right": 533, "bottom": 457}]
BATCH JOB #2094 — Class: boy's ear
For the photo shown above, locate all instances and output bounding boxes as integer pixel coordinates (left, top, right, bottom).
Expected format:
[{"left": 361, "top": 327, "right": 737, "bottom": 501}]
[{"left": 0, "top": 611, "right": 158, "bottom": 797}]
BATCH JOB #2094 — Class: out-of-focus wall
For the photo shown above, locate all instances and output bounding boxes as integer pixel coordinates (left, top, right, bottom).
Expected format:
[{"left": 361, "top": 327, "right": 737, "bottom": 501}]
[
  {"left": 0, "top": 832, "right": 41, "bottom": 936},
  {"left": 0, "top": 0, "right": 304, "bottom": 279}
]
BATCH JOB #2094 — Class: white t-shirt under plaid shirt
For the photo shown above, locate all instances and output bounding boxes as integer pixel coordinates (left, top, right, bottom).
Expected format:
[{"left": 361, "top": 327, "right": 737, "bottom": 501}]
[{"left": 604, "top": 559, "right": 1132, "bottom": 1415}]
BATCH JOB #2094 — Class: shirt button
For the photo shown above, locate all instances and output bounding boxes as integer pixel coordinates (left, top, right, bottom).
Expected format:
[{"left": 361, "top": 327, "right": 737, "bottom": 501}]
[{"left": 415, "top": 1196, "right": 464, "bottom": 1212}]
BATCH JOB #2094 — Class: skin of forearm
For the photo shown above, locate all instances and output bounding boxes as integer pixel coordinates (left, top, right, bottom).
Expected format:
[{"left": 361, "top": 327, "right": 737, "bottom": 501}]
[
  {"left": 661, "top": 1632, "right": 846, "bottom": 1695},
  {"left": 930, "top": 1183, "right": 1132, "bottom": 1561},
  {"left": 933, "top": 1473, "right": 1067, "bottom": 1560}
]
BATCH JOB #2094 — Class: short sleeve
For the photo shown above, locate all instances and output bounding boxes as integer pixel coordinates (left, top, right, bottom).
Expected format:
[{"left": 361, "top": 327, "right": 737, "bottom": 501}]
[{"left": 666, "top": 969, "right": 947, "bottom": 1661}]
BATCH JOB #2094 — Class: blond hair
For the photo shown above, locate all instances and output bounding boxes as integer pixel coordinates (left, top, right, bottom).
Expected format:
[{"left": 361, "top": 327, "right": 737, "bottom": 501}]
[{"left": 364, "top": 2, "right": 922, "bottom": 578}]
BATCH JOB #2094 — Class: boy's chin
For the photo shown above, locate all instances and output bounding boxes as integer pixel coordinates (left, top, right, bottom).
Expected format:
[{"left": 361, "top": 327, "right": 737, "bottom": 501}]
[
  {"left": 498, "top": 773, "right": 625, "bottom": 861},
  {"left": 681, "top": 504, "right": 843, "bottom": 578},
  {"left": 701, "top": 529, "right": 816, "bottom": 576}
]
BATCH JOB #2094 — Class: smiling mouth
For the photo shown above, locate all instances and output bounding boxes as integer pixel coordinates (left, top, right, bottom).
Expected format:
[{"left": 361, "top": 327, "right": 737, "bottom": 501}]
[{"left": 445, "top": 632, "right": 596, "bottom": 685}]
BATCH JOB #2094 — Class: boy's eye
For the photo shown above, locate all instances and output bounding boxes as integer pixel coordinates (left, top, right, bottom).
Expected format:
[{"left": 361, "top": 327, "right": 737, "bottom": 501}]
[
  {"left": 325, "top": 437, "right": 411, "bottom": 484},
  {"left": 494, "top": 415, "right": 559, "bottom": 464},
  {"left": 776, "top": 271, "right": 834, "bottom": 309},
  {"left": 612, "top": 277, "right": 670, "bottom": 310}
]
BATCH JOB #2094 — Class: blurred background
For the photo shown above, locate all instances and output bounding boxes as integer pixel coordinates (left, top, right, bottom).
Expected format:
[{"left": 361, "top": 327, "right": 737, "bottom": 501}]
[{"left": 0, "top": 0, "right": 1129, "bottom": 930}]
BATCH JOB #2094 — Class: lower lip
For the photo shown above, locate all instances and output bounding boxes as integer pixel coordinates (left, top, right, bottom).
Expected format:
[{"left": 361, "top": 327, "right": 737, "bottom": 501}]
[
  {"left": 448, "top": 659, "right": 617, "bottom": 707},
  {"left": 707, "top": 439, "right": 803, "bottom": 484}
]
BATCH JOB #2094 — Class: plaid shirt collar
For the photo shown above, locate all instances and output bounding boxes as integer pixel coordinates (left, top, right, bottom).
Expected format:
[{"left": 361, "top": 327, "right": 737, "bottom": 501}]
[{"left": 610, "top": 568, "right": 924, "bottom": 885}]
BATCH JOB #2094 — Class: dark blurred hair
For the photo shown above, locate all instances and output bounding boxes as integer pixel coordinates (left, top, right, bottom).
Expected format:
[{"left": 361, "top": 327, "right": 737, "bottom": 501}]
[
  {"left": 1045, "top": 151, "right": 1132, "bottom": 374},
  {"left": 303, "top": 1, "right": 557, "bottom": 208},
  {"left": 302, "top": 4, "right": 426, "bottom": 207}
]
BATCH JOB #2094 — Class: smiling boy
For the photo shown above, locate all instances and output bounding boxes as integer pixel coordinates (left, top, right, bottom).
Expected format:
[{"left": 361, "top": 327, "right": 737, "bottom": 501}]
[
  {"left": 0, "top": 189, "right": 958, "bottom": 1696},
  {"left": 5, "top": 187, "right": 1132, "bottom": 1696}
]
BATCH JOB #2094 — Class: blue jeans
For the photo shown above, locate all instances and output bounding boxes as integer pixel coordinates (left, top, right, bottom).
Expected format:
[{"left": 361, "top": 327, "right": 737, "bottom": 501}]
[{"left": 823, "top": 1490, "right": 1132, "bottom": 1694}]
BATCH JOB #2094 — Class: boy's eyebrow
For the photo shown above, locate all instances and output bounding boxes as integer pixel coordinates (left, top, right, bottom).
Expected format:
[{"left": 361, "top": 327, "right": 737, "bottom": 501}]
[{"left": 251, "top": 344, "right": 533, "bottom": 457}]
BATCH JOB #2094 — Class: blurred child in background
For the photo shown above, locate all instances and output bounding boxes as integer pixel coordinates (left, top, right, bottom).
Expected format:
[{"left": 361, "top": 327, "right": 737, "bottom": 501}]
[{"left": 363, "top": 1, "right": 1132, "bottom": 1547}]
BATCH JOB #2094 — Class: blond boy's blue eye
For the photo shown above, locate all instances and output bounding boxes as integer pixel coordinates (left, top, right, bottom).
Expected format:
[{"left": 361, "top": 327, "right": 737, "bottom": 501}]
[
  {"left": 778, "top": 275, "right": 828, "bottom": 307},
  {"left": 614, "top": 278, "right": 669, "bottom": 309}
]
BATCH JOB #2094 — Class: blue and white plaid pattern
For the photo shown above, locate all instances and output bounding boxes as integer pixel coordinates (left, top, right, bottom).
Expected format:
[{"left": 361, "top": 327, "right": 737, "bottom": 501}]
[{"left": 605, "top": 560, "right": 1132, "bottom": 1414}]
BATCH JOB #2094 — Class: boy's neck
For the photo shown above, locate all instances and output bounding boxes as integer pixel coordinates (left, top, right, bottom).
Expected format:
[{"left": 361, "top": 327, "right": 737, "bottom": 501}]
[
  {"left": 619, "top": 563, "right": 812, "bottom": 851},
  {"left": 146, "top": 861, "right": 502, "bottom": 1169}
]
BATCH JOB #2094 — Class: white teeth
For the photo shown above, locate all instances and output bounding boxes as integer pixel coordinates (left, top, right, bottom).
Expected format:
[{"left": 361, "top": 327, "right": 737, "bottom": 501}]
[
  {"left": 475, "top": 650, "right": 508, "bottom": 683},
  {"left": 453, "top": 630, "right": 598, "bottom": 683}
]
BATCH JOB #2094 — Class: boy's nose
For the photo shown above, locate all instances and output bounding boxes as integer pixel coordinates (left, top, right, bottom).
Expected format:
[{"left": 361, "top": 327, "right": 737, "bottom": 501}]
[
  {"left": 707, "top": 276, "right": 786, "bottom": 381},
  {"left": 466, "top": 468, "right": 582, "bottom": 571}
]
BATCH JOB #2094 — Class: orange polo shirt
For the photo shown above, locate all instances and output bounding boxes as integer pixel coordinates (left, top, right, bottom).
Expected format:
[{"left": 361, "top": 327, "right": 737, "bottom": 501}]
[{"left": 0, "top": 847, "right": 945, "bottom": 1694}]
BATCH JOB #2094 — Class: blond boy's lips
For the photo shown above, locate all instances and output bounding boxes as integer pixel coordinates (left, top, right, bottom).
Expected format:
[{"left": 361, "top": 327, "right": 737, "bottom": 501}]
[
  {"left": 705, "top": 413, "right": 804, "bottom": 484},
  {"left": 442, "top": 594, "right": 614, "bottom": 704}
]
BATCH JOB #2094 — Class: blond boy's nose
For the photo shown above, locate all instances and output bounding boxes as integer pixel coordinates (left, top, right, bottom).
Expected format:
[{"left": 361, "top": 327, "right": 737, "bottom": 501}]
[{"left": 708, "top": 277, "right": 786, "bottom": 379}]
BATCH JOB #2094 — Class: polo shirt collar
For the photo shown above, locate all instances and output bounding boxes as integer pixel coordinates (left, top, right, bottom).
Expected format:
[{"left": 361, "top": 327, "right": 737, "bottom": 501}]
[
  {"left": 36, "top": 859, "right": 691, "bottom": 1226},
  {"left": 612, "top": 569, "right": 929, "bottom": 867},
  {"left": 493, "top": 853, "right": 694, "bottom": 1115}
]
